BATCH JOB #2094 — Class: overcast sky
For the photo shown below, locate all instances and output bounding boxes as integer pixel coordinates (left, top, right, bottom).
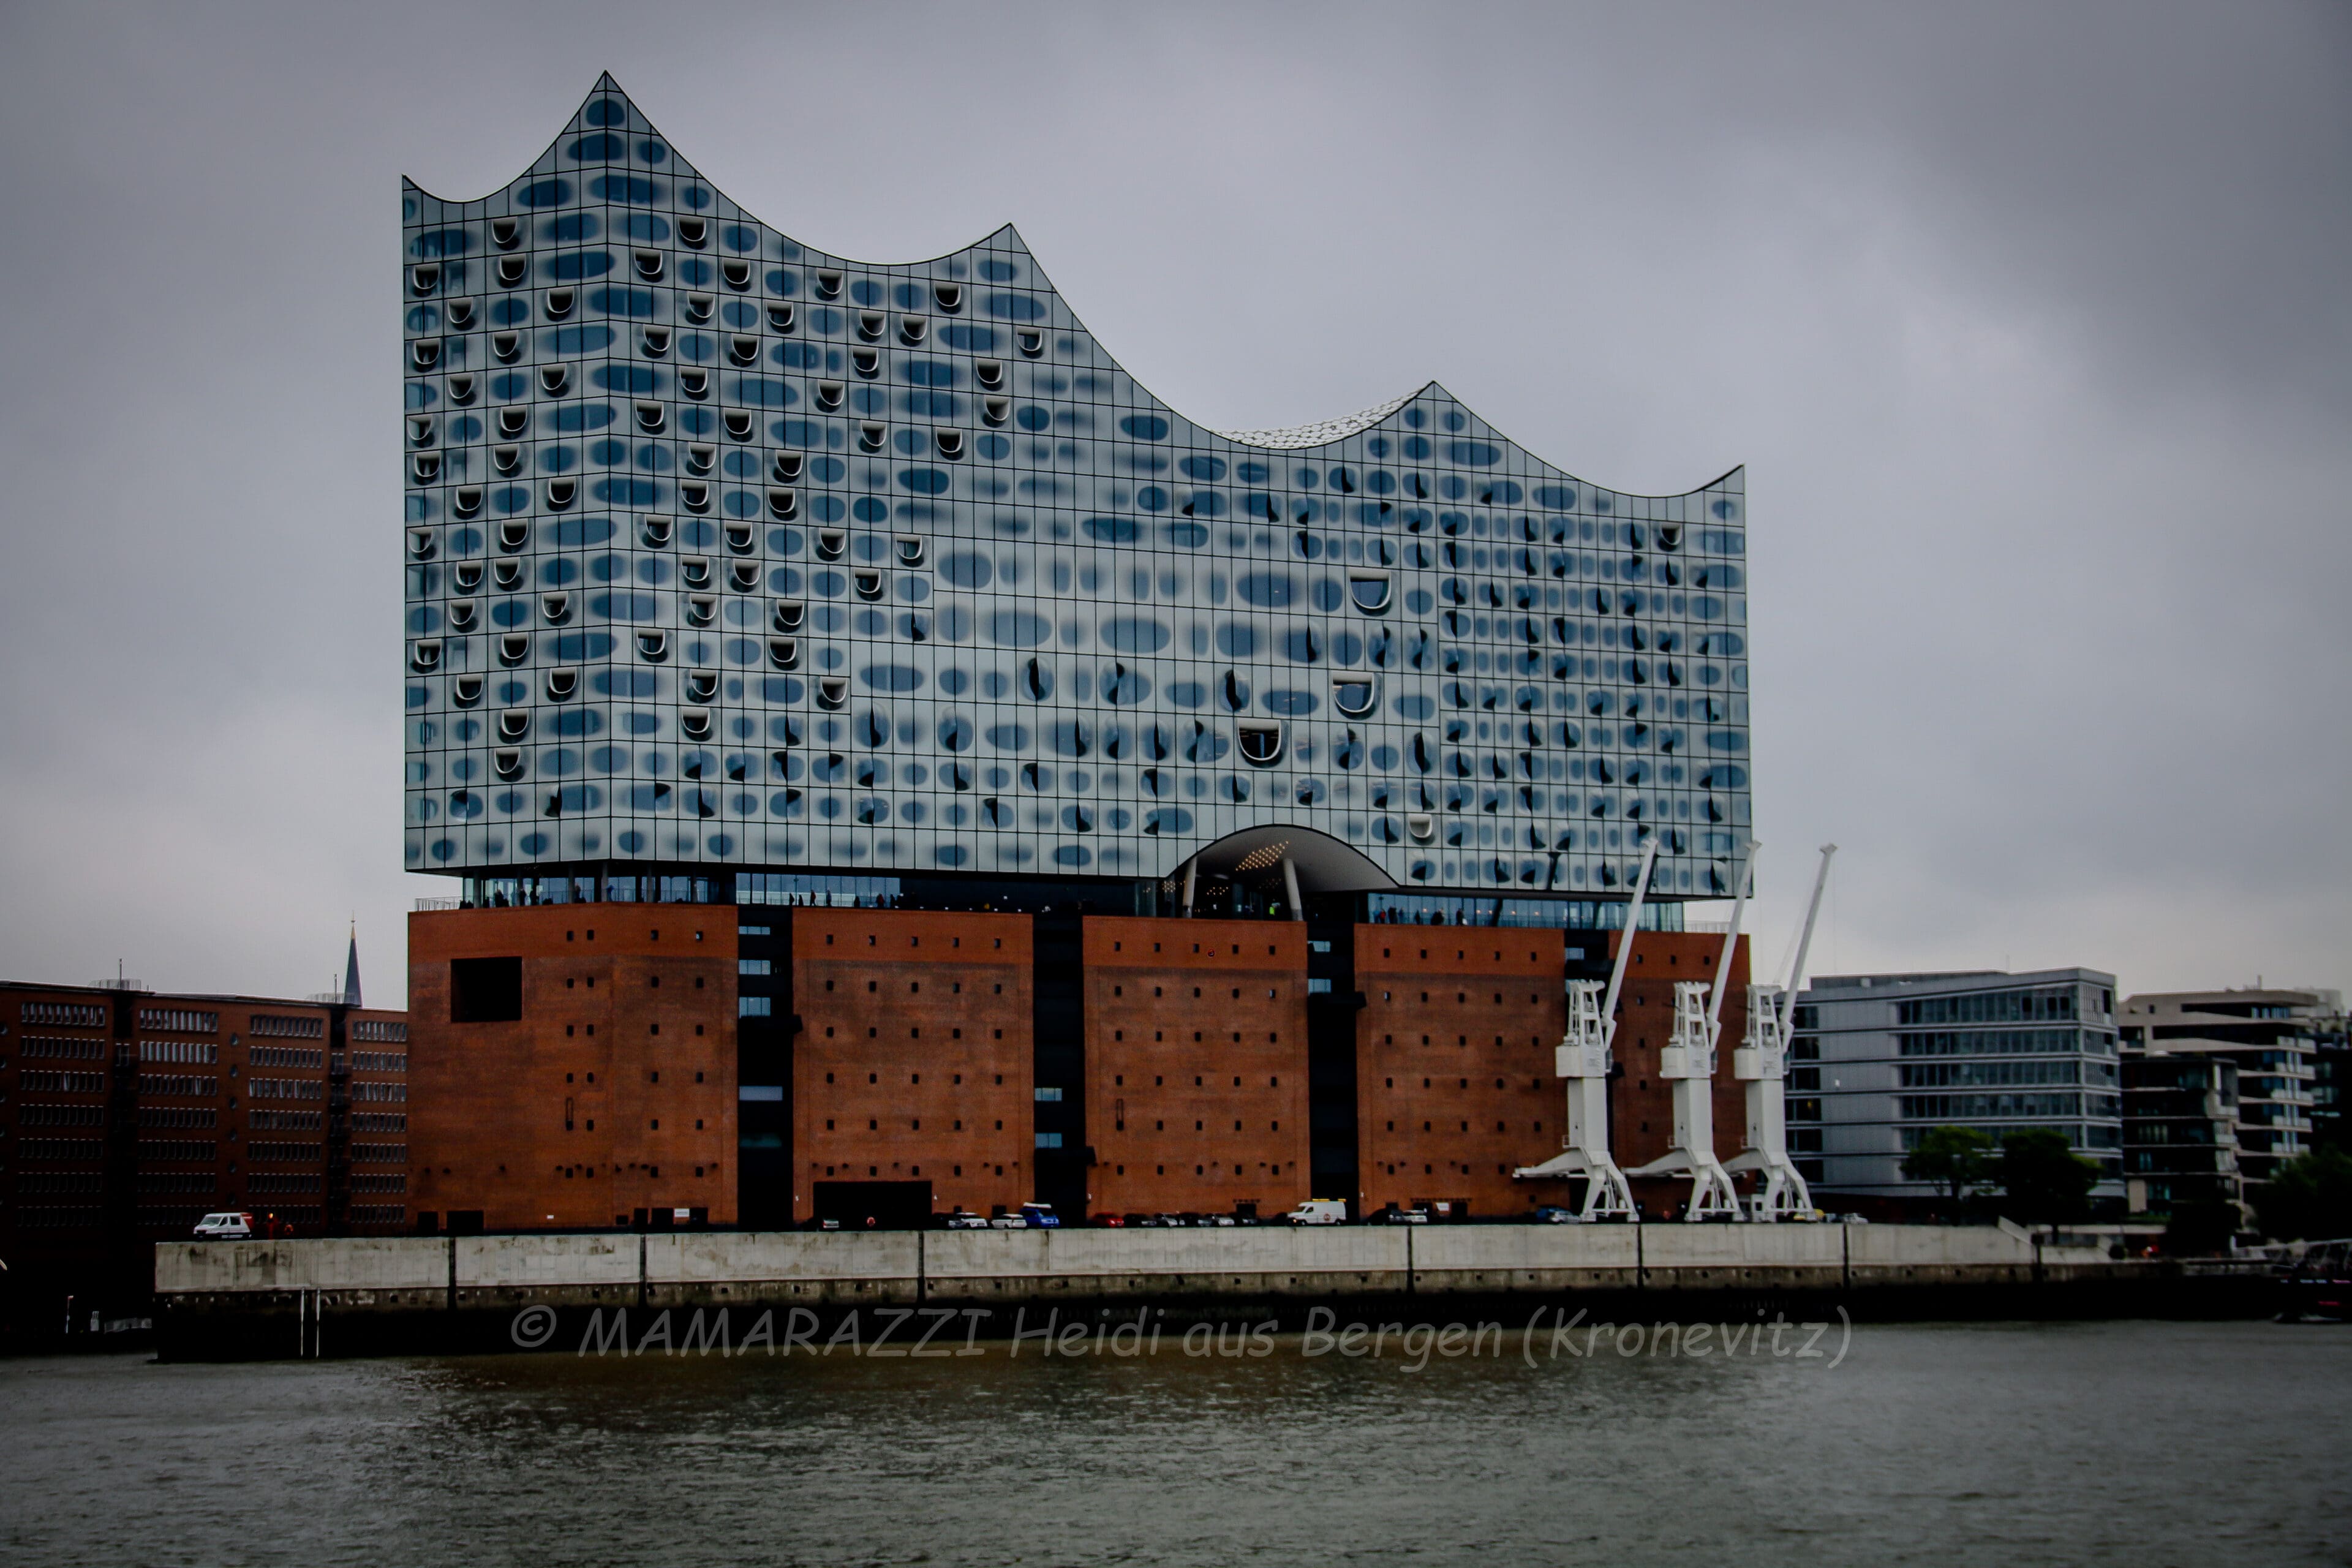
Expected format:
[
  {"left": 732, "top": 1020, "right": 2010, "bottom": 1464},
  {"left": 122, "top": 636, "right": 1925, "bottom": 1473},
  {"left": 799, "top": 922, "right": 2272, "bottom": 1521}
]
[{"left": 1, "top": 2, "right": 2344, "bottom": 1006}]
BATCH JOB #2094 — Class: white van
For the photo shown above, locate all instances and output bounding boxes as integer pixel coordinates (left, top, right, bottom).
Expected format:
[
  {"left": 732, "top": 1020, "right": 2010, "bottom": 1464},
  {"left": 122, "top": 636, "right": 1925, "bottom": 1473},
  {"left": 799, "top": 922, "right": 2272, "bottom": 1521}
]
[
  {"left": 192, "top": 1212, "right": 254, "bottom": 1240},
  {"left": 1284, "top": 1199, "right": 1349, "bottom": 1226}
]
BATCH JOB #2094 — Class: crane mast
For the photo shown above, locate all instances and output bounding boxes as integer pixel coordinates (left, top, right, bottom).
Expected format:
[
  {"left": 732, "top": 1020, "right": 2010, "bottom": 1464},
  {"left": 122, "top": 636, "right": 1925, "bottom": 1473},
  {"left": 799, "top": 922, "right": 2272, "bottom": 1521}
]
[
  {"left": 1624, "top": 839, "right": 1749, "bottom": 1219},
  {"left": 1511, "top": 839, "right": 1657, "bottom": 1219},
  {"left": 1724, "top": 842, "right": 1837, "bottom": 1220}
]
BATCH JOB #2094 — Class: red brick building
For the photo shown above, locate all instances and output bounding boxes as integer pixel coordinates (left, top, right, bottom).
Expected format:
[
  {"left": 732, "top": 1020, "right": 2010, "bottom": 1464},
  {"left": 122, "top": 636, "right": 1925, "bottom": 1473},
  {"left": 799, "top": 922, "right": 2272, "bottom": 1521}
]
[
  {"left": 0, "top": 979, "right": 408, "bottom": 1336},
  {"left": 407, "top": 900, "right": 1752, "bottom": 1231}
]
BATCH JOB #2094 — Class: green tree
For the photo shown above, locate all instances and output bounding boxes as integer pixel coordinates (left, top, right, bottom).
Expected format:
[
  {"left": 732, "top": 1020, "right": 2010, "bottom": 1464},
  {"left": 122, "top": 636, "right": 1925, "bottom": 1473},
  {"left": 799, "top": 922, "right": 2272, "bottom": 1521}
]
[
  {"left": 1997, "top": 1129, "right": 2100, "bottom": 1224},
  {"left": 2253, "top": 1146, "right": 2352, "bottom": 1242},
  {"left": 1901, "top": 1126, "right": 1997, "bottom": 1213}
]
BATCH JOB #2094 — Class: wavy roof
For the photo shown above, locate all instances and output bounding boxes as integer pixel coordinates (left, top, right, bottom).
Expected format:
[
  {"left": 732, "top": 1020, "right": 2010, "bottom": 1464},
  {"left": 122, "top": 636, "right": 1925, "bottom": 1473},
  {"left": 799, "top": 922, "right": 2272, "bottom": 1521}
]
[{"left": 404, "top": 74, "right": 1738, "bottom": 503}]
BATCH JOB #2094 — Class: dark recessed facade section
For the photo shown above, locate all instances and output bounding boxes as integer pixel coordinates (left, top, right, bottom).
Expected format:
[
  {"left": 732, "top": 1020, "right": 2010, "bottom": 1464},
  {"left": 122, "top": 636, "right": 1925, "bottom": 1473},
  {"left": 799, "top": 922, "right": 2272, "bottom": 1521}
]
[{"left": 449, "top": 956, "right": 523, "bottom": 1022}]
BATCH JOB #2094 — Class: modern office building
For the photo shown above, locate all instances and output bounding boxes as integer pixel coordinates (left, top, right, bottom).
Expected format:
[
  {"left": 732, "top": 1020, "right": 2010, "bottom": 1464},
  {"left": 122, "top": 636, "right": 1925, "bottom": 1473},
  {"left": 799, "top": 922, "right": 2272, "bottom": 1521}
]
[
  {"left": 401, "top": 78, "right": 1761, "bottom": 1229},
  {"left": 0, "top": 978, "right": 408, "bottom": 1335},
  {"left": 1784, "top": 968, "right": 2124, "bottom": 1210},
  {"left": 2119, "top": 988, "right": 2339, "bottom": 1189},
  {"left": 2119, "top": 1052, "right": 2242, "bottom": 1219}
]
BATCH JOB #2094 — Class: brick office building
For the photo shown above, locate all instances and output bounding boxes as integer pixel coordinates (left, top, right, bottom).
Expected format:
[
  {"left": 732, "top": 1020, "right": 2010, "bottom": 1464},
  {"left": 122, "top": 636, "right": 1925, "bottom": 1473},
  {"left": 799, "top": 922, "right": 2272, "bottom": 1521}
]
[{"left": 0, "top": 979, "right": 408, "bottom": 1335}]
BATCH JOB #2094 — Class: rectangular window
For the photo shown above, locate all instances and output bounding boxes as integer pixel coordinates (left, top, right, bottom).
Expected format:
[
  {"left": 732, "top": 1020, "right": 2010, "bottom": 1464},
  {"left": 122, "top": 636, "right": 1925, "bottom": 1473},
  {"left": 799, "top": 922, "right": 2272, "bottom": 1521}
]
[
  {"left": 1033, "top": 1087, "right": 1063, "bottom": 1102},
  {"left": 738, "top": 997, "right": 772, "bottom": 1018},
  {"left": 449, "top": 957, "right": 522, "bottom": 1023},
  {"left": 739, "top": 959, "right": 772, "bottom": 975},
  {"left": 1035, "top": 1133, "right": 1063, "bottom": 1149}
]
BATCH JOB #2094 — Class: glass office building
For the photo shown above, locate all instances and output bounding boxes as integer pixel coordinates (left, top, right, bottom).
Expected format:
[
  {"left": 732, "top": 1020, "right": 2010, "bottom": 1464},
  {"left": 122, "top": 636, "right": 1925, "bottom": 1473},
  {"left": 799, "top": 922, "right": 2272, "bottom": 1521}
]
[
  {"left": 402, "top": 78, "right": 1752, "bottom": 914},
  {"left": 1786, "top": 968, "right": 2125, "bottom": 1209}
]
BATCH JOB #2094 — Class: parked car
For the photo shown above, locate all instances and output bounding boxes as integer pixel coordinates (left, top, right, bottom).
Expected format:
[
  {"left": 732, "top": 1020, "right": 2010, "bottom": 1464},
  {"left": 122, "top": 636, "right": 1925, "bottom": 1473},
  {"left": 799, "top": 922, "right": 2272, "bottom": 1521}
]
[
  {"left": 192, "top": 1212, "right": 254, "bottom": 1240},
  {"left": 1285, "top": 1199, "right": 1349, "bottom": 1227},
  {"left": 990, "top": 1202, "right": 1059, "bottom": 1229},
  {"left": 987, "top": 1211, "right": 1026, "bottom": 1229},
  {"left": 944, "top": 1212, "right": 990, "bottom": 1230},
  {"left": 1209, "top": 1214, "right": 1237, "bottom": 1227},
  {"left": 1092, "top": 1213, "right": 1126, "bottom": 1227},
  {"left": 1534, "top": 1206, "right": 1580, "bottom": 1225},
  {"left": 1378, "top": 1207, "right": 1430, "bottom": 1224}
]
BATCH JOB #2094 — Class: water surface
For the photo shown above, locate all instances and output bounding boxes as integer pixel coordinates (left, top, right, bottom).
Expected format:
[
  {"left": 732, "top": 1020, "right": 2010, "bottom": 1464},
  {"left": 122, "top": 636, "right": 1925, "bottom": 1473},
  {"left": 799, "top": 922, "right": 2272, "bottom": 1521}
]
[{"left": 3, "top": 1320, "right": 2346, "bottom": 1566}]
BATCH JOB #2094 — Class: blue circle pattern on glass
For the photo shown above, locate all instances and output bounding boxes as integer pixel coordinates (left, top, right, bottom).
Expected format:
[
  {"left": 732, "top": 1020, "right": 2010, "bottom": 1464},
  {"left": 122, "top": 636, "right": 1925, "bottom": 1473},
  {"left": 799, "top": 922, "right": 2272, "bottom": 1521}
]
[{"left": 401, "top": 75, "right": 1752, "bottom": 898}]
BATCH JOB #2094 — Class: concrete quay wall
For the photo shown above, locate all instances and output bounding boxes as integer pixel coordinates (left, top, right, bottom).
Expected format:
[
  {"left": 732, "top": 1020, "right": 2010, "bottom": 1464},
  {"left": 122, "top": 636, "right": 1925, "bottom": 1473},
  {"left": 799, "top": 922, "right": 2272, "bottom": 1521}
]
[{"left": 158, "top": 1222, "right": 2106, "bottom": 1318}]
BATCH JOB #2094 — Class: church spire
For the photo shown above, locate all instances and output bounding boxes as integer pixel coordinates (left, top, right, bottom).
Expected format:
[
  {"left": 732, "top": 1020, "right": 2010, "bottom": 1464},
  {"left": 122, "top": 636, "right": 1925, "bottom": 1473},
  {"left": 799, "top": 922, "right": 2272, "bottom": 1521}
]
[{"left": 344, "top": 922, "right": 363, "bottom": 1008}]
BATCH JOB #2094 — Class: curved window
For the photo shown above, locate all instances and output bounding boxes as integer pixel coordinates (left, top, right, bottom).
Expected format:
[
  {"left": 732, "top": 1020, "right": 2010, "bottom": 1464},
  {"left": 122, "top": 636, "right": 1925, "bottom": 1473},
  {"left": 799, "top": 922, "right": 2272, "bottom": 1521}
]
[
  {"left": 639, "top": 515, "right": 673, "bottom": 548},
  {"left": 498, "top": 634, "right": 531, "bottom": 667},
  {"left": 452, "top": 675, "right": 484, "bottom": 707},
  {"left": 772, "top": 598, "right": 805, "bottom": 631},
  {"left": 1332, "top": 676, "right": 1378, "bottom": 718},
  {"left": 493, "top": 554, "right": 526, "bottom": 589},
  {"left": 685, "top": 595, "right": 717, "bottom": 627},
  {"left": 768, "top": 637, "right": 799, "bottom": 669},
  {"left": 498, "top": 709, "right": 531, "bottom": 742},
  {"left": 767, "top": 303, "right": 796, "bottom": 333},
  {"left": 540, "top": 592, "right": 570, "bottom": 624},
  {"left": 1349, "top": 573, "right": 1393, "bottom": 613},
  {"left": 1237, "top": 720, "right": 1284, "bottom": 767},
  {"left": 816, "top": 677, "right": 848, "bottom": 709},
  {"left": 447, "top": 373, "right": 476, "bottom": 405},
  {"left": 545, "top": 668, "right": 578, "bottom": 701},
  {"left": 636, "top": 630, "right": 669, "bottom": 662}
]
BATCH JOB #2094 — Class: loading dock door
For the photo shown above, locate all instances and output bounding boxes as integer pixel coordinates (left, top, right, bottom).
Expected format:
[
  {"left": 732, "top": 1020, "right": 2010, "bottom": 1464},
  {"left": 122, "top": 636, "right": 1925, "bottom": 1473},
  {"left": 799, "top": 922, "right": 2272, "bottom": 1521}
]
[{"left": 812, "top": 1180, "right": 933, "bottom": 1230}]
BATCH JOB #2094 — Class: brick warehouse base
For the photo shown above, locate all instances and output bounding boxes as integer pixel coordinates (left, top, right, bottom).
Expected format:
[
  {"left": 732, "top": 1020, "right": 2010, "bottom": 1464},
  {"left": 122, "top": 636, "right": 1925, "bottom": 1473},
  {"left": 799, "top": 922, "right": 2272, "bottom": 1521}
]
[{"left": 409, "top": 907, "right": 1752, "bottom": 1227}]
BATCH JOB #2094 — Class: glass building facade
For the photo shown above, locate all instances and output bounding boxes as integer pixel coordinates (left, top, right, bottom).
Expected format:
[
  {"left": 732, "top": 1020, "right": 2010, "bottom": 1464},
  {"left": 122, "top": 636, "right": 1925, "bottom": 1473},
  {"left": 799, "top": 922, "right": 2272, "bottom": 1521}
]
[
  {"left": 402, "top": 78, "right": 1752, "bottom": 910},
  {"left": 1786, "top": 968, "right": 2125, "bottom": 1208}
]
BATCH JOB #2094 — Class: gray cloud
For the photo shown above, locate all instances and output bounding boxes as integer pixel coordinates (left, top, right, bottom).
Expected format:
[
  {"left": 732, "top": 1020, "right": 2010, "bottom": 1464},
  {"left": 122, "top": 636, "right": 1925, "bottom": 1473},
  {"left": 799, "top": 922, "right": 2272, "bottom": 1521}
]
[{"left": 0, "top": 1, "right": 2343, "bottom": 1002}]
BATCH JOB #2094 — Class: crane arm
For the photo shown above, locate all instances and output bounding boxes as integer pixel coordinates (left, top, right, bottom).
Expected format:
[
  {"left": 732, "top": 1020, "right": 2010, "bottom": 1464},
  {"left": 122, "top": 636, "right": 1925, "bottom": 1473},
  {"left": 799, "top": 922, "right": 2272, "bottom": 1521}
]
[
  {"left": 1776, "top": 843, "right": 1838, "bottom": 1052},
  {"left": 1599, "top": 839, "right": 1660, "bottom": 1050},
  {"left": 1706, "top": 839, "right": 1758, "bottom": 1038}
]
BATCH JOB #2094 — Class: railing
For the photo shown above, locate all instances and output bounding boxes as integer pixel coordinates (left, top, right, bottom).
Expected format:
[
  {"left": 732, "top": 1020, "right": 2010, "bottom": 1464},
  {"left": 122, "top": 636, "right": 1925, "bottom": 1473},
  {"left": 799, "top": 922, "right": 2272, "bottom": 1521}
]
[
  {"left": 413, "top": 897, "right": 462, "bottom": 912},
  {"left": 87, "top": 978, "right": 147, "bottom": 992}
]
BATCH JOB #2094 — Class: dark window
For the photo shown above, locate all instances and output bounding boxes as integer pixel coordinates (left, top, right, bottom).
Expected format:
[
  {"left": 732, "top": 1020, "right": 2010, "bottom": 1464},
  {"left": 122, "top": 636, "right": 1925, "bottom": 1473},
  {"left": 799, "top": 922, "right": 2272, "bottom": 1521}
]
[{"left": 450, "top": 957, "right": 522, "bottom": 1022}]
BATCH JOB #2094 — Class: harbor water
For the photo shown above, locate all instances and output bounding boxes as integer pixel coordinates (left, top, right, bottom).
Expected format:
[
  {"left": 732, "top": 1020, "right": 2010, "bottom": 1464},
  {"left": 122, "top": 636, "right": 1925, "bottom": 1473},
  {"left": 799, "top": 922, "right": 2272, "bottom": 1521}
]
[{"left": 2, "top": 1319, "right": 2346, "bottom": 1565}]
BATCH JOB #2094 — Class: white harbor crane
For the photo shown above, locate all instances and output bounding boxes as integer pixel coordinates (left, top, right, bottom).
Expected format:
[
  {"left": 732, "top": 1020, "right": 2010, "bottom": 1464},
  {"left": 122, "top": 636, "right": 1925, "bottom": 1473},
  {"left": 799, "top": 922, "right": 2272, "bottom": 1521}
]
[
  {"left": 1723, "top": 842, "right": 1837, "bottom": 1221},
  {"left": 1623, "top": 839, "right": 1752, "bottom": 1220},
  {"left": 1512, "top": 838, "right": 1657, "bottom": 1221}
]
